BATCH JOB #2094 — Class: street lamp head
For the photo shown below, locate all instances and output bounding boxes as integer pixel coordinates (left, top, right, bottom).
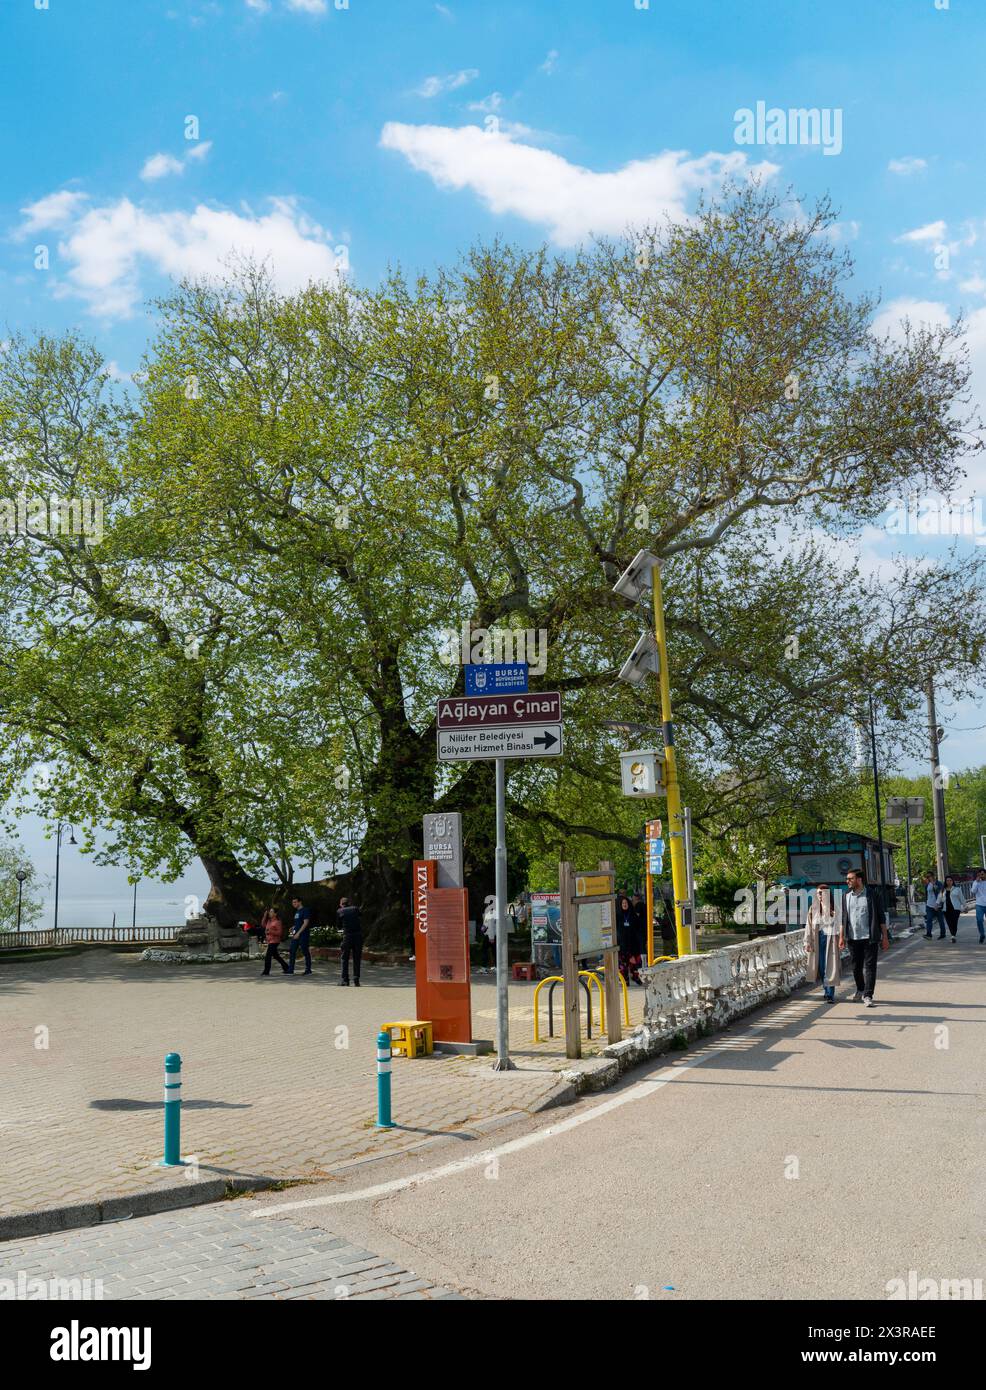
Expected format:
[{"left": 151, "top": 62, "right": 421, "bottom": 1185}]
[
  {"left": 15, "top": 868, "right": 28, "bottom": 883},
  {"left": 612, "top": 549, "right": 659, "bottom": 603}
]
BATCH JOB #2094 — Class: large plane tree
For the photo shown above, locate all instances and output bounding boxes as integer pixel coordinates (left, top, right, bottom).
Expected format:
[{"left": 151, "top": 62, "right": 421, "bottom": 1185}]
[{"left": 1, "top": 186, "right": 983, "bottom": 942}]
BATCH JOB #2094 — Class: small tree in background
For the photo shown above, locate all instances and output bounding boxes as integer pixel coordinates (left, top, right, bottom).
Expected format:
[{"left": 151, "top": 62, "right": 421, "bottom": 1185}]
[{"left": 0, "top": 842, "right": 43, "bottom": 932}]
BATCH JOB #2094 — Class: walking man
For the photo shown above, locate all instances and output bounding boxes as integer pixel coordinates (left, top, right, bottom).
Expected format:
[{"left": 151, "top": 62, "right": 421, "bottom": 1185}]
[
  {"left": 922, "top": 872, "right": 946, "bottom": 939},
  {"left": 337, "top": 896, "right": 362, "bottom": 986},
  {"left": 287, "top": 895, "right": 313, "bottom": 975},
  {"left": 974, "top": 869, "right": 986, "bottom": 944},
  {"left": 841, "top": 868, "right": 889, "bottom": 1008}
]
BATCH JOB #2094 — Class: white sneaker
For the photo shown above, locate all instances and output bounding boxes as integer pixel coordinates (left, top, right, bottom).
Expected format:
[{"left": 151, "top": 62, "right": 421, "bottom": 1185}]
[
  {"left": 864, "top": 996, "right": 875, "bottom": 1008},
  {"left": 851, "top": 991, "right": 863, "bottom": 1002}
]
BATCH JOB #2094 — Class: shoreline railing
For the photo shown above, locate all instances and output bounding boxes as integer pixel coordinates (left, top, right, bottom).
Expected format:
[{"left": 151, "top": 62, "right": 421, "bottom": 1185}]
[{"left": 0, "top": 924, "right": 183, "bottom": 949}]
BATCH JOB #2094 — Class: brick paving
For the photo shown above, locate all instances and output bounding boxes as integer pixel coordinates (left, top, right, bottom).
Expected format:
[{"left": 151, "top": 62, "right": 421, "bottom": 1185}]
[
  {"left": 0, "top": 1202, "right": 464, "bottom": 1300},
  {"left": 0, "top": 948, "right": 645, "bottom": 1220}
]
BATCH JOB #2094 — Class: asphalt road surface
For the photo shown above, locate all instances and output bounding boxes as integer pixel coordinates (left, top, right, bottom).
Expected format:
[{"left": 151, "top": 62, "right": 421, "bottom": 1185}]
[{"left": 249, "top": 928, "right": 986, "bottom": 1300}]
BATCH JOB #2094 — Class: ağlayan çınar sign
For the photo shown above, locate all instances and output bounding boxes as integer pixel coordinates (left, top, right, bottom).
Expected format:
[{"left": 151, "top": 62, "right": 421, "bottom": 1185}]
[{"left": 437, "top": 692, "right": 562, "bottom": 729}]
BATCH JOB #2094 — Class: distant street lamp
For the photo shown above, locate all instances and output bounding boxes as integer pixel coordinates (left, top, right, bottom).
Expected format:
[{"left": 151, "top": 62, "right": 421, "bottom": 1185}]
[
  {"left": 53, "top": 822, "right": 77, "bottom": 934},
  {"left": 15, "top": 868, "right": 28, "bottom": 933}
]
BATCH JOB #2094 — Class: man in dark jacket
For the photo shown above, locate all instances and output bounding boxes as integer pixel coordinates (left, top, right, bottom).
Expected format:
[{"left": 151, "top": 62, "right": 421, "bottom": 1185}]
[
  {"left": 839, "top": 869, "right": 889, "bottom": 1008},
  {"left": 337, "top": 898, "right": 362, "bottom": 987}
]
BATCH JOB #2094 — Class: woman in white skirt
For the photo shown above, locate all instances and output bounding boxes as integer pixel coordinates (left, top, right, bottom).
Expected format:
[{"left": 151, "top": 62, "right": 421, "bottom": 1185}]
[{"left": 804, "top": 883, "right": 841, "bottom": 1002}]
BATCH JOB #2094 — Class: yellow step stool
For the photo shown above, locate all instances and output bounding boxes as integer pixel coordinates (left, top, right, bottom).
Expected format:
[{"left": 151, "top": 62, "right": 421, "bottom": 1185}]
[{"left": 382, "top": 1019, "right": 434, "bottom": 1058}]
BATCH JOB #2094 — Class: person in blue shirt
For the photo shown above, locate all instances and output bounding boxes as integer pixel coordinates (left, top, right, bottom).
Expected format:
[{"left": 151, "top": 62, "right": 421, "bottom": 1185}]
[{"left": 287, "top": 895, "right": 313, "bottom": 975}]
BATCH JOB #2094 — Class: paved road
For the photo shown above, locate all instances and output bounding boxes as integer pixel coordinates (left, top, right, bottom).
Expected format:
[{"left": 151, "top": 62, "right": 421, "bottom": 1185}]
[
  {"left": 244, "top": 927, "right": 986, "bottom": 1300},
  {"left": 0, "top": 949, "right": 643, "bottom": 1218},
  {"left": 4, "top": 927, "right": 981, "bottom": 1300}
]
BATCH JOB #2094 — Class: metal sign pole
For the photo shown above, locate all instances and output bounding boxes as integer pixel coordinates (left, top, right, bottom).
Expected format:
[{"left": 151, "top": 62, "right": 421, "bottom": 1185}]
[
  {"left": 904, "top": 816, "right": 913, "bottom": 927},
  {"left": 493, "top": 756, "right": 514, "bottom": 1070},
  {"left": 683, "top": 806, "right": 697, "bottom": 953}
]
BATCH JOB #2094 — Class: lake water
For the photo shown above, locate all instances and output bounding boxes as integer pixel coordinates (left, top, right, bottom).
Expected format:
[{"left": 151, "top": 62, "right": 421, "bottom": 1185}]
[{"left": 36, "top": 893, "right": 204, "bottom": 931}]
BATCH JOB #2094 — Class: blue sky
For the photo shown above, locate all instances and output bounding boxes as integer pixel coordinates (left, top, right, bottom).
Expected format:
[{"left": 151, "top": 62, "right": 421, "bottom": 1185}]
[{"left": 2, "top": 0, "right": 984, "bottom": 908}]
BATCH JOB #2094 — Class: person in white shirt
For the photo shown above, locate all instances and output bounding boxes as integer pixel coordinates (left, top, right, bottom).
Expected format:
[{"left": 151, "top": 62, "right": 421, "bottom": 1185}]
[
  {"left": 942, "top": 876, "right": 964, "bottom": 942},
  {"left": 973, "top": 870, "right": 986, "bottom": 944},
  {"left": 922, "top": 872, "right": 946, "bottom": 940}
]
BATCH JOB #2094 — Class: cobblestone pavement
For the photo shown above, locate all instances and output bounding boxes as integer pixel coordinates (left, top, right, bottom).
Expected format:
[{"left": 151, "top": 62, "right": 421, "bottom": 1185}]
[
  {"left": 0, "top": 1201, "right": 464, "bottom": 1300},
  {"left": 0, "top": 949, "right": 645, "bottom": 1219}
]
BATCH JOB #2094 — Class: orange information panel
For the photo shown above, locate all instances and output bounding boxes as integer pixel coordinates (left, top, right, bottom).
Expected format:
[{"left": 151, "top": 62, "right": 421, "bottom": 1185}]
[{"left": 412, "top": 860, "right": 472, "bottom": 1043}]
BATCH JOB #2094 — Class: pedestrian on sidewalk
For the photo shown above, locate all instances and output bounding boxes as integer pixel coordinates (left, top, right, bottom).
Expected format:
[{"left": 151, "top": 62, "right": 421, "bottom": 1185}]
[
  {"left": 287, "top": 895, "right": 313, "bottom": 975},
  {"left": 922, "top": 872, "right": 946, "bottom": 939},
  {"left": 481, "top": 899, "right": 497, "bottom": 972},
  {"left": 617, "top": 894, "right": 642, "bottom": 984},
  {"left": 337, "top": 897, "right": 362, "bottom": 986},
  {"left": 260, "top": 906, "right": 290, "bottom": 975},
  {"left": 841, "top": 868, "right": 888, "bottom": 1008},
  {"left": 804, "top": 883, "right": 840, "bottom": 1002},
  {"left": 974, "top": 869, "right": 986, "bottom": 943},
  {"left": 943, "top": 876, "right": 964, "bottom": 942}
]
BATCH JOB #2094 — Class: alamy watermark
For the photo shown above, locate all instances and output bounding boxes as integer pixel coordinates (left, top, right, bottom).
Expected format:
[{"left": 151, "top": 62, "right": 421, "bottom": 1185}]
[
  {"left": 1, "top": 1271, "right": 104, "bottom": 1300},
  {"left": 0, "top": 493, "right": 104, "bottom": 543},
  {"left": 883, "top": 494, "right": 986, "bottom": 545},
  {"left": 438, "top": 621, "right": 548, "bottom": 676},
  {"left": 886, "top": 1270, "right": 982, "bottom": 1300},
  {"left": 734, "top": 101, "right": 843, "bottom": 157}
]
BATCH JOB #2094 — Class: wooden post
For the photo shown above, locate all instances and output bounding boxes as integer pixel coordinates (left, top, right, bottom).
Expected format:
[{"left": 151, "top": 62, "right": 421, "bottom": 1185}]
[{"left": 559, "top": 860, "right": 581, "bottom": 1060}]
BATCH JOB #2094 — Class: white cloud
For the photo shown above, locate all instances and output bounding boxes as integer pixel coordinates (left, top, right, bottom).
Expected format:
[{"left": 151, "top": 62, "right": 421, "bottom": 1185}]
[
  {"left": 959, "top": 274, "right": 986, "bottom": 295},
  {"left": 140, "top": 153, "right": 185, "bottom": 182},
  {"left": 244, "top": 0, "right": 270, "bottom": 11},
  {"left": 435, "top": 3, "right": 453, "bottom": 17},
  {"left": 540, "top": 49, "right": 559, "bottom": 75},
  {"left": 140, "top": 143, "right": 212, "bottom": 181},
  {"left": 20, "top": 193, "right": 346, "bottom": 320},
  {"left": 888, "top": 157, "right": 927, "bottom": 176},
  {"left": 414, "top": 69, "right": 479, "bottom": 99},
  {"left": 468, "top": 92, "right": 503, "bottom": 114},
  {"left": 897, "top": 220, "right": 947, "bottom": 244},
  {"left": 379, "top": 122, "right": 777, "bottom": 246},
  {"left": 285, "top": 0, "right": 327, "bottom": 12},
  {"left": 17, "top": 189, "right": 88, "bottom": 236},
  {"left": 870, "top": 298, "right": 952, "bottom": 343},
  {"left": 104, "top": 360, "right": 134, "bottom": 382}
]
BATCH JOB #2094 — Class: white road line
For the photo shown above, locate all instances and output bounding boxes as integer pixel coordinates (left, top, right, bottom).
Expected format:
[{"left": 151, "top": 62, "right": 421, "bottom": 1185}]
[
  {"left": 253, "top": 931, "right": 928, "bottom": 1218},
  {"left": 252, "top": 1048, "right": 723, "bottom": 1216}
]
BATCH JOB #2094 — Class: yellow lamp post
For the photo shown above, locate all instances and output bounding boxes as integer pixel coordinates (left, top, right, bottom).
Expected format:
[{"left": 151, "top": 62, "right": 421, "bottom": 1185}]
[{"left": 613, "top": 550, "right": 692, "bottom": 960}]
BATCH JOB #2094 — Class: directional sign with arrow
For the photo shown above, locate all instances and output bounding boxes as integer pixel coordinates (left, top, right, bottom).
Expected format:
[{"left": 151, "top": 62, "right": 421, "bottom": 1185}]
[{"left": 436, "top": 691, "right": 564, "bottom": 762}]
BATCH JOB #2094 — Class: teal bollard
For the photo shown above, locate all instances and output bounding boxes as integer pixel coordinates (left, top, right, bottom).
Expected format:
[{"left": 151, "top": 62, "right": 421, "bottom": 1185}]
[
  {"left": 160, "top": 1051, "right": 186, "bottom": 1166},
  {"left": 376, "top": 1030, "right": 394, "bottom": 1129}
]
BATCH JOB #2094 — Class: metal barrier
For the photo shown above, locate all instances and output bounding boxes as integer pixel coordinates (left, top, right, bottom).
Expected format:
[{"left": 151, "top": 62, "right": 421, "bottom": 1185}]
[
  {"left": 587, "top": 966, "right": 631, "bottom": 1029},
  {"left": 0, "top": 925, "right": 182, "bottom": 950},
  {"left": 533, "top": 973, "right": 596, "bottom": 1043}
]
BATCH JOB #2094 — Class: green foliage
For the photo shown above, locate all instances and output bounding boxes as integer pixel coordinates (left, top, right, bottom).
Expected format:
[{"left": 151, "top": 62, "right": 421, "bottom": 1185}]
[
  {"left": 0, "top": 843, "right": 43, "bottom": 932},
  {"left": 0, "top": 187, "right": 983, "bottom": 934}
]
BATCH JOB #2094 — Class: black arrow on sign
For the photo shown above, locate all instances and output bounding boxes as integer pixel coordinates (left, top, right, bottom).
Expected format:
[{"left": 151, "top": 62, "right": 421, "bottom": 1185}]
[{"left": 532, "top": 730, "right": 558, "bottom": 750}]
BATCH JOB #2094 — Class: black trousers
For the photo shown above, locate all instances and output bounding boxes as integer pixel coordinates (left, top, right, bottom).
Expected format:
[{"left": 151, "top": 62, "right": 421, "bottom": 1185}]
[
  {"left": 944, "top": 906, "right": 961, "bottom": 938},
  {"left": 263, "top": 942, "right": 289, "bottom": 974},
  {"left": 341, "top": 935, "right": 362, "bottom": 983},
  {"left": 849, "top": 939, "right": 880, "bottom": 998}
]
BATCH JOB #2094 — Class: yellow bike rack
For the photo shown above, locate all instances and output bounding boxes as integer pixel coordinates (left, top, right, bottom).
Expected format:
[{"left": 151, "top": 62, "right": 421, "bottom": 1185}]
[{"left": 534, "top": 972, "right": 602, "bottom": 1042}]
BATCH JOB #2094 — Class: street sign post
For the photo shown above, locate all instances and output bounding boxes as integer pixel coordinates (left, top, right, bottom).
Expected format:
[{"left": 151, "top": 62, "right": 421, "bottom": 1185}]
[
  {"left": 884, "top": 796, "right": 926, "bottom": 925},
  {"left": 436, "top": 689, "right": 565, "bottom": 1072}
]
